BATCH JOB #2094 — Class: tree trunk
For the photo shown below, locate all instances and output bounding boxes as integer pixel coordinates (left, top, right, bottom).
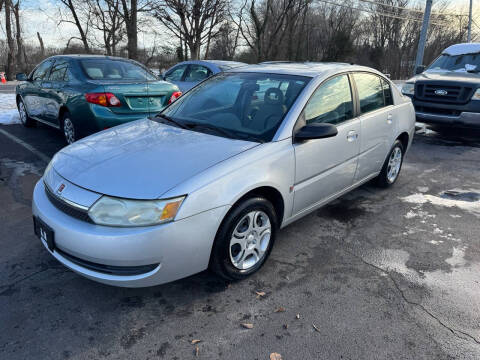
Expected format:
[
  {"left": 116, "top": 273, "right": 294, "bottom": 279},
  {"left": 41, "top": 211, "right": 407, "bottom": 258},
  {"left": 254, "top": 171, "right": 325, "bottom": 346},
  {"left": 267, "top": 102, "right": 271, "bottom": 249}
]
[
  {"left": 122, "top": 0, "right": 138, "bottom": 60},
  {"left": 65, "top": 0, "right": 90, "bottom": 53},
  {"left": 13, "top": 1, "right": 24, "bottom": 72},
  {"left": 37, "top": 32, "right": 45, "bottom": 57},
  {"left": 5, "top": 0, "right": 15, "bottom": 80}
]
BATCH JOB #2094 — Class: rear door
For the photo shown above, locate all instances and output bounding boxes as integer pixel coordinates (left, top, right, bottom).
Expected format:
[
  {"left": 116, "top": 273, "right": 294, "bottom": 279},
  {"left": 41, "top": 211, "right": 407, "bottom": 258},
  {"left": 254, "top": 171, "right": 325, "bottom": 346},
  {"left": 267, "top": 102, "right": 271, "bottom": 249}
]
[
  {"left": 293, "top": 74, "right": 361, "bottom": 215},
  {"left": 352, "top": 72, "right": 393, "bottom": 181},
  {"left": 22, "top": 59, "right": 54, "bottom": 120},
  {"left": 43, "top": 60, "right": 69, "bottom": 125}
]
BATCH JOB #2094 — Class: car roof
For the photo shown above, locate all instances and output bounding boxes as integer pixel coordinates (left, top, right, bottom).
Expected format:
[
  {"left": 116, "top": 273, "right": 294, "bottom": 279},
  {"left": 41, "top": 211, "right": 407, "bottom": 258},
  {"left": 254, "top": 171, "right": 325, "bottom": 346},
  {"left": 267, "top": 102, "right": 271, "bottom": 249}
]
[
  {"left": 228, "top": 62, "right": 382, "bottom": 78},
  {"left": 47, "top": 54, "right": 136, "bottom": 61}
]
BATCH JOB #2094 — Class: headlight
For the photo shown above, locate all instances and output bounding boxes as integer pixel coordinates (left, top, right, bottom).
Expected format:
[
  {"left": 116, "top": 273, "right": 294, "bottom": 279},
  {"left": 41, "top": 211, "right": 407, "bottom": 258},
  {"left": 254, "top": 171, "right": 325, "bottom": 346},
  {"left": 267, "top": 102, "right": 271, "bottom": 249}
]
[
  {"left": 401, "top": 83, "right": 415, "bottom": 96},
  {"left": 472, "top": 89, "right": 480, "bottom": 100},
  {"left": 88, "top": 196, "right": 185, "bottom": 227}
]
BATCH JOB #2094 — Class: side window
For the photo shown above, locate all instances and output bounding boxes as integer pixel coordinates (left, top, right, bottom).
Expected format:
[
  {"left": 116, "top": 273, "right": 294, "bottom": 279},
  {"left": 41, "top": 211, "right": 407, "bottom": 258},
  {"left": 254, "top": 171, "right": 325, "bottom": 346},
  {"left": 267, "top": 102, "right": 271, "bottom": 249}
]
[
  {"left": 165, "top": 65, "right": 188, "bottom": 82},
  {"left": 48, "top": 61, "right": 69, "bottom": 82},
  {"left": 382, "top": 78, "right": 393, "bottom": 106},
  {"left": 184, "top": 65, "right": 211, "bottom": 82},
  {"left": 302, "top": 74, "right": 353, "bottom": 125},
  {"left": 353, "top": 73, "right": 385, "bottom": 113},
  {"left": 31, "top": 60, "right": 53, "bottom": 82}
]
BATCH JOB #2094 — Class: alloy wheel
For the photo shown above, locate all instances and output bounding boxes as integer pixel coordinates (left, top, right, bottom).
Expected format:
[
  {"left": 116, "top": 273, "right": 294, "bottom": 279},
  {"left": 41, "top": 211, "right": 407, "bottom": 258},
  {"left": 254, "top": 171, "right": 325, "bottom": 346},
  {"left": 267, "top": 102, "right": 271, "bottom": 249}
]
[
  {"left": 229, "top": 210, "right": 272, "bottom": 270},
  {"left": 387, "top": 146, "right": 402, "bottom": 183},
  {"left": 63, "top": 117, "right": 75, "bottom": 144}
]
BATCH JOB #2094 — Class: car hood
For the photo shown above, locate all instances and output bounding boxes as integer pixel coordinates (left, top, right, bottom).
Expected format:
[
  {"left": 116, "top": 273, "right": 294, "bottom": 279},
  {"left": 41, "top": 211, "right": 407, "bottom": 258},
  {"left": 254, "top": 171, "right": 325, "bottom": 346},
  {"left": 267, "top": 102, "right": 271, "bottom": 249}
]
[
  {"left": 51, "top": 119, "right": 258, "bottom": 199},
  {"left": 411, "top": 70, "right": 480, "bottom": 84}
]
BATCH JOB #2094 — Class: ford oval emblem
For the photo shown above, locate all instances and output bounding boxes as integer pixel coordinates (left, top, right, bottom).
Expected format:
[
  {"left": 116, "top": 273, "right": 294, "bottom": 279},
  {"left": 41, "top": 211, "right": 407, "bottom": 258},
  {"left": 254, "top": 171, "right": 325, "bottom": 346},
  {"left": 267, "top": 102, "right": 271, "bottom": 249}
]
[{"left": 435, "top": 89, "right": 448, "bottom": 96}]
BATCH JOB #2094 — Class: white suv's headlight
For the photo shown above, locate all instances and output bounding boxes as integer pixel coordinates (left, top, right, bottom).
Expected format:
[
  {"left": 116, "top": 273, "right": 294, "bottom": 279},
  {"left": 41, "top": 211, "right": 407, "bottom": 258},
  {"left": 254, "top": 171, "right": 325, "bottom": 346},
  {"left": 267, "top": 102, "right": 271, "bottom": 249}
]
[
  {"left": 88, "top": 196, "right": 185, "bottom": 227},
  {"left": 472, "top": 88, "right": 480, "bottom": 100},
  {"left": 401, "top": 83, "right": 415, "bottom": 96}
]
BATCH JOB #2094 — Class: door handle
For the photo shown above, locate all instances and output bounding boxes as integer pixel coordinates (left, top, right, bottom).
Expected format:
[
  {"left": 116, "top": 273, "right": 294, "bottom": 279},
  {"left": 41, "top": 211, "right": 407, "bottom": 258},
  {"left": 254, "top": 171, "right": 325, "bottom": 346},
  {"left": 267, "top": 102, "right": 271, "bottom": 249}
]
[
  {"left": 347, "top": 130, "right": 358, "bottom": 142},
  {"left": 387, "top": 113, "right": 393, "bottom": 124}
]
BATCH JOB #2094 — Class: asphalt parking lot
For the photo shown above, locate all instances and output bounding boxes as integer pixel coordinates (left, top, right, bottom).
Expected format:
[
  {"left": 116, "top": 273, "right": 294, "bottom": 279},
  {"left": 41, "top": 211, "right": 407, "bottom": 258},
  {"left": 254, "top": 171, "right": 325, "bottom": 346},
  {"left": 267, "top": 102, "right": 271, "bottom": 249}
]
[{"left": 1, "top": 122, "right": 480, "bottom": 360}]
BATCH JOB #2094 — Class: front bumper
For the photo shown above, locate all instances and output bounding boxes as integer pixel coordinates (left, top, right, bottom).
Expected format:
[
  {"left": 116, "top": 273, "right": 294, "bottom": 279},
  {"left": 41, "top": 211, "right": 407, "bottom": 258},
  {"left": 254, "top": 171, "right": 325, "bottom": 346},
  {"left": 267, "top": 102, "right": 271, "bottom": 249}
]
[
  {"left": 32, "top": 180, "right": 229, "bottom": 287},
  {"left": 416, "top": 111, "right": 480, "bottom": 128}
]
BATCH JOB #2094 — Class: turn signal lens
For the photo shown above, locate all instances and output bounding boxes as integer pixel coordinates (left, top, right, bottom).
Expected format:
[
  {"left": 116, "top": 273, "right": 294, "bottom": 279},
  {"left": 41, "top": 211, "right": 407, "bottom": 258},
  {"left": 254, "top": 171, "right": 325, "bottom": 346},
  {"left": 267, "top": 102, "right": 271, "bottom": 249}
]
[
  {"left": 472, "top": 89, "right": 480, "bottom": 100},
  {"left": 85, "top": 93, "right": 122, "bottom": 107},
  {"left": 168, "top": 91, "right": 182, "bottom": 104}
]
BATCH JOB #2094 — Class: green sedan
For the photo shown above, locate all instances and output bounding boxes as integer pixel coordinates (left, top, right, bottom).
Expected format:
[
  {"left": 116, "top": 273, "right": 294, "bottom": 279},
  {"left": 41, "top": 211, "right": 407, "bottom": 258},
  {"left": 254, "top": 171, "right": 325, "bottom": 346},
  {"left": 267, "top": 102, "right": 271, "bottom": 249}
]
[{"left": 15, "top": 55, "right": 181, "bottom": 144}]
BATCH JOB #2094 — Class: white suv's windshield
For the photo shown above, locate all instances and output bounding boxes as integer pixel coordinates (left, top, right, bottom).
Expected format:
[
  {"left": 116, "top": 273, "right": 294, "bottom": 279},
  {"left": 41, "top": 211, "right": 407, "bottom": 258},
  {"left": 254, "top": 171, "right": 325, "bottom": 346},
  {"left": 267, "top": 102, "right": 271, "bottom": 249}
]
[
  {"left": 428, "top": 53, "right": 480, "bottom": 72},
  {"left": 158, "top": 72, "right": 310, "bottom": 142}
]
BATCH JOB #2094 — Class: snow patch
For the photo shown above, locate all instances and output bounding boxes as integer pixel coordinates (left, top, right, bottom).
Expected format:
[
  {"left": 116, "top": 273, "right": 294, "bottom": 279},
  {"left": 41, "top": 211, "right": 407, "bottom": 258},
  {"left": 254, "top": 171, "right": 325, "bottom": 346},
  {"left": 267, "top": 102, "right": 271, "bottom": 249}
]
[
  {"left": 0, "top": 94, "right": 20, "bottom": 125},
  {"left": 442, "top": 43, "right": 480, "bottom": 56},
  {"left": 401, "top": 192, "right": 480, "bottom": 217}
]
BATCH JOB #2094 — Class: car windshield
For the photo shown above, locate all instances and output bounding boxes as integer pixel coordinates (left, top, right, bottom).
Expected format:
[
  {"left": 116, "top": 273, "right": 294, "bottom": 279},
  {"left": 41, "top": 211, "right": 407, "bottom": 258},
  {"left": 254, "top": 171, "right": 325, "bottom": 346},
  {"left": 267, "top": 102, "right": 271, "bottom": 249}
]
[
  {"left": 80, "top": 59, "right": 157, "bottom": 81},
  {"left": 428, "top": 53, "right": 480, "bottom": 72},
  {"left": 158, "top": 72, "right": 310, "bottom": 142}
]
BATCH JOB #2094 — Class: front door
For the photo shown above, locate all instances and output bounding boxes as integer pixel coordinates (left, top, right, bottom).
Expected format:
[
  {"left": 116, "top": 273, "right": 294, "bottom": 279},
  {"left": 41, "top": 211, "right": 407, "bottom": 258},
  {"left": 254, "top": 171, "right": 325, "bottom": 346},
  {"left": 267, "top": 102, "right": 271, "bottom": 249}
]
[
  {"left": 164, "top": 64, "right": 189, "bottom": 92},
  {"left": 293, "top": 74, "right": 361, "bottom": 215},
  {"left": 22, "top": 59, "right": 54, "bottom": 120},
  {"left": 42, "top": 60, "right": 69, "bottom": 126}
]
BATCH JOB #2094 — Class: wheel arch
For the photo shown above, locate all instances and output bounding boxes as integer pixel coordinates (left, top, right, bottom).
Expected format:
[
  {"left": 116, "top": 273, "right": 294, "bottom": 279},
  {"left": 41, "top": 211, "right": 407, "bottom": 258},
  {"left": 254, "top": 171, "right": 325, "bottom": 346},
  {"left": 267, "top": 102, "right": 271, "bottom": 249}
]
[
  {"left": 229, "top": 186, "right": 285, "bottom": 228},
  {"left": 396, "top": 132, "right": 409, "bottom": 151},
  {"left": 58, "top": 105, "right": 70, "bottom": 122}
]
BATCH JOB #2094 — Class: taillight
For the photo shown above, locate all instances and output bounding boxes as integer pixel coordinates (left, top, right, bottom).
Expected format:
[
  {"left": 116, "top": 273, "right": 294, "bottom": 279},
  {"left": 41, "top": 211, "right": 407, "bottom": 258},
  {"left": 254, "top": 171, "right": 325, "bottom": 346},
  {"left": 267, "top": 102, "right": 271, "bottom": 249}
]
[
  {"left": 85, "top": 93, "right": 121, "bottom": 107},
  {"left": 168, "top": 91, "right": 182, "bottom": 104}
]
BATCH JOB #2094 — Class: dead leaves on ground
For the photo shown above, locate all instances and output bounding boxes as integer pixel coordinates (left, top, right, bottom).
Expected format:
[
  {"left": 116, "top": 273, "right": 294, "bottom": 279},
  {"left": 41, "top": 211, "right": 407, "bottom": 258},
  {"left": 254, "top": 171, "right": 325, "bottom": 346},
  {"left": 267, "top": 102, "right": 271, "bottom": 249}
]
[
  {"left": 274, "top": 306, "right": 286, "bottom": 313},
  {"left": 241, "top": 323, "right": 254, "bottom": 329},
  {"left": 191, "top": 339, "right": 201, "bottom": 345},
  {"left": 270, "top": 352, "right": 283, "bottom": 360},
  {"left": 255, "top": 290, "right": 266, "bottom": 298}
]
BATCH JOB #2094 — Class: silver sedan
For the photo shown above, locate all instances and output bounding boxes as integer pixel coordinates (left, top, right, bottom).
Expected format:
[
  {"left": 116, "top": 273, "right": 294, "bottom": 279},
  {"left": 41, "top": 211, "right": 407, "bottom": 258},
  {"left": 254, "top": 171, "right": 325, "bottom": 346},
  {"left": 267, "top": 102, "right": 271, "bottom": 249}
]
[{"left": 32, "top": 63, "right": 415, "bottom": 287}]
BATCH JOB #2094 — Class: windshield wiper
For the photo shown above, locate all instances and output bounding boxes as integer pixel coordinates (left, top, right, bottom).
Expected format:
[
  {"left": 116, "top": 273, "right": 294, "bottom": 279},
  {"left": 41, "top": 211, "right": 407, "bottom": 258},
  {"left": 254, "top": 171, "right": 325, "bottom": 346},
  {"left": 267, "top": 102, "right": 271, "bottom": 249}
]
[
  {"left": 155, "top": 114, "right": 188, "bottom": 129},
  {"left": 184, "top": 122, "right": 236, "bottom": 139}
]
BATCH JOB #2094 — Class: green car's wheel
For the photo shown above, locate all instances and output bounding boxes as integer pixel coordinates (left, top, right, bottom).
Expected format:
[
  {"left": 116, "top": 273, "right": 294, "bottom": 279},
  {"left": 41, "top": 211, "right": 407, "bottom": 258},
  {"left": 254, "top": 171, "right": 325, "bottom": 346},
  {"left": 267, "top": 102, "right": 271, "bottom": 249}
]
[
  {"left": 17, "top": 99, "right": 36, "bottom": 127},
  {"left": 61, "top": 111, "right": 76, "bottom": 145}
]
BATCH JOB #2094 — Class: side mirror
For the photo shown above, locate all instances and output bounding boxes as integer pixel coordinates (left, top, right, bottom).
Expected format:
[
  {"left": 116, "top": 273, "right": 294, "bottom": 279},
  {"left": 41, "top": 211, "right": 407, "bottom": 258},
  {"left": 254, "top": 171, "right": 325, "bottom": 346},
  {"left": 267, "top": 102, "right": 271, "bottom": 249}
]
[
  {"left": 415, "top": 65, "right": 426, "bottom": 75},
  {"left": 294, "top": 123, "right": 338, "bottom": 142},
  {"left": 16, "top": 73, "right": 28, "bottom": 81}
]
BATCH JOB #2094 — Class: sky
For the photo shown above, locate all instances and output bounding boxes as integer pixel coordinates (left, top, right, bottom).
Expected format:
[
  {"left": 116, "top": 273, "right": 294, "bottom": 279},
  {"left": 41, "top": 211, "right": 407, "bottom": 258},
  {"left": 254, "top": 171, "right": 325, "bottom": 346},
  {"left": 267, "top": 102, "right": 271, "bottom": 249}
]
[{"left": 0, "top": 0, "right": 477, "bottom": 49}]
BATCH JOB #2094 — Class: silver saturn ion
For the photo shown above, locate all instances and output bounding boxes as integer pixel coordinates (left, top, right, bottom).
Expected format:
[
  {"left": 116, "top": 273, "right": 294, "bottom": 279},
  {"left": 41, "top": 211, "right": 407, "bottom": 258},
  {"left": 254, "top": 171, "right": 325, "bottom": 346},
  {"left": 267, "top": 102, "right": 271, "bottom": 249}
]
[{"left": 32, "top": 63, "right": 415, "bottom": 287}]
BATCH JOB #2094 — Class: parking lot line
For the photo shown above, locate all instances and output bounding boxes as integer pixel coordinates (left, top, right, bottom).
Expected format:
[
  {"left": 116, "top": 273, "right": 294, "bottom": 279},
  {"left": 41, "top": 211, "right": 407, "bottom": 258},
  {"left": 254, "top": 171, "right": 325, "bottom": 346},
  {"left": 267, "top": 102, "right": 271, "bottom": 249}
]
[{"left": 0, "top": 128, "right": 50, "bottom": 164}]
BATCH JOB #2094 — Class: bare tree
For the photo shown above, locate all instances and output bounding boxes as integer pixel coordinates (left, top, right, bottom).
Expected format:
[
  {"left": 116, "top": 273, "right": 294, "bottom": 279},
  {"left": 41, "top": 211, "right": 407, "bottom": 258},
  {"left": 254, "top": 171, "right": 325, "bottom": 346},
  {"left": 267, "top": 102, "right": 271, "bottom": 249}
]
[
  {"left": 89, "top": 0, "right": 125, "bottom": 55},
  {"left": 59, "top": 0, "right": 92, "bottom": 53},
  {"left": 37, "top": 32, "right": 45, "bottom": 57},
  {"left": 153, "top": 0, "right": 228, "bottom": 60},
  {"left": 13, "top": 0, "right": 25, "bottom": 72},
  {"left": 4, "top": 0, "right": 15, "bottom": 79}
]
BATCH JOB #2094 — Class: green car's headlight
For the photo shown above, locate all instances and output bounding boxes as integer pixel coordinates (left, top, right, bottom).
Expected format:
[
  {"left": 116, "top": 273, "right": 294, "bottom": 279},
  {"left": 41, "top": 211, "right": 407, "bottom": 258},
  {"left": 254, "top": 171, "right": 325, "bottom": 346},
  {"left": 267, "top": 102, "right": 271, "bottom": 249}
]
[
  {"left": 401, "top": 83, "right": 415, "bottom": 96},
  {"left": 88, "top": 196, "right": 185, "bottom": 227}
]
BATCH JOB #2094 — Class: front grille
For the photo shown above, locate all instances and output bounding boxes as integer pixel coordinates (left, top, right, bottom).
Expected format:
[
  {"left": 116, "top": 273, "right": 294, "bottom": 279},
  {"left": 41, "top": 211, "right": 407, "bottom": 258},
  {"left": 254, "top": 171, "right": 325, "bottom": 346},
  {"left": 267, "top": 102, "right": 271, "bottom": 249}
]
[
  {"left": 56, "top": 247, "right": 159, "bottom": 276},
  {"left": 416, "top": 83, "right": 473, "bottom": 104},
  {"left": 44, "top": 185, "right": 93, "bottom": 223}
]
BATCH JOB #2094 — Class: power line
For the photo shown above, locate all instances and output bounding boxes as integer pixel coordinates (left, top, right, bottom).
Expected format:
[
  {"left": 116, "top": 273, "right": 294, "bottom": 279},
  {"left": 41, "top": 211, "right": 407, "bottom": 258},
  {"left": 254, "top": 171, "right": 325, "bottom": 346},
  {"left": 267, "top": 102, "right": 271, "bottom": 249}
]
[
  {"left": 356, "top": 0, "right": 467, "bottom": 18},
  {"left": 316, "top": 0, "right": 455, "bottom": 27}
]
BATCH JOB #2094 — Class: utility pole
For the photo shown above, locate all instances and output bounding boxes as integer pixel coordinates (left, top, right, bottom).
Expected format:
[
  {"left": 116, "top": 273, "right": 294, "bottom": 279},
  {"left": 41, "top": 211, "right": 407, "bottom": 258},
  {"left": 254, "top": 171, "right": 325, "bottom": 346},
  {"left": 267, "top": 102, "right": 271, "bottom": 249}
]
[
  {"left": 467, "top": 0, "right": 473, "bottom": 42},
  {"left": 414, "top": 0, "right": 433, "bottom": 74}
]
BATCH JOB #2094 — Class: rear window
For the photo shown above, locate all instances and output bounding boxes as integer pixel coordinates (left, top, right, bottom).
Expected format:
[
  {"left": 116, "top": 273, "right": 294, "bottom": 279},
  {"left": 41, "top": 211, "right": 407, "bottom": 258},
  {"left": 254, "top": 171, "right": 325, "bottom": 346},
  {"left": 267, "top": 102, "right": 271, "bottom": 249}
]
[{"left": 80, "top": 59, "right": 157, "bottom": 81}]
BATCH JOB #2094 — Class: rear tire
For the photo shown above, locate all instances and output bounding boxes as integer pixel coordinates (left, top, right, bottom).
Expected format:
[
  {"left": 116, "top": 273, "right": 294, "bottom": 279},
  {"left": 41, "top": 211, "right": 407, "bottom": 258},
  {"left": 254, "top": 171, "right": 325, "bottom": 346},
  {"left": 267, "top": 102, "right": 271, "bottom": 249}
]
[
  {"left": 210, "top": 197, "right": 278, "bottom": 281},
  {"left": 375, "top": 140, "right": 404, "bottom": 188},
  {"left": 61, "top": 111, "right": 76, "bottom": 145},
  {"left": 17, "top": 99, "right": 36, "bottom": 127}
]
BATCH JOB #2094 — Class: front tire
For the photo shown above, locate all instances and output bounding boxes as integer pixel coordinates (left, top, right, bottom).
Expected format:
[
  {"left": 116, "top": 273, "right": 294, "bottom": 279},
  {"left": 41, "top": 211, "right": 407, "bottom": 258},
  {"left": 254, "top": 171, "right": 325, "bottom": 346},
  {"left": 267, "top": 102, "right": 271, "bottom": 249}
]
[
  {"left": 17, "top": 100, "right": 36, "bottom": 127},
  {"left": 61, "top": 112, "right": 76, "bottom": 145},
  {"left": 376, "top": 140, "right": 404, "bottom": 188},
  {"left": 210, "top": 197, "right": 278, "bottom": 281}
]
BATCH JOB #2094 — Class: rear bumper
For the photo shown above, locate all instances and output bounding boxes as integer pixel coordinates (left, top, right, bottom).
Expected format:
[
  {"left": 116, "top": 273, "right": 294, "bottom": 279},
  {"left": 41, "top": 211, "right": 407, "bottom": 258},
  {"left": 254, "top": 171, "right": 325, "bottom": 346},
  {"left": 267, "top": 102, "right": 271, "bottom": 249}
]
[
  {"left": 89, "top": 104, "right": 153, "bottom": 129},
  {"left": 415, "top": 111, "right": 480, "bottom": 128}
]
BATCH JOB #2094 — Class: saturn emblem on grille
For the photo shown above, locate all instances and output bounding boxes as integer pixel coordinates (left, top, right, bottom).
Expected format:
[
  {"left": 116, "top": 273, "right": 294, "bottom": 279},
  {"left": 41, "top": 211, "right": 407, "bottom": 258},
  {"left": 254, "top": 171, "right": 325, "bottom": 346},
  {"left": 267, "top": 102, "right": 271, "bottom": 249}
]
[
  {"left": 435, "top": 89, "right": 448, "bottom": 96},
  {"left": 57, "top": 183, "right": 65, "bottom": 194}
]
